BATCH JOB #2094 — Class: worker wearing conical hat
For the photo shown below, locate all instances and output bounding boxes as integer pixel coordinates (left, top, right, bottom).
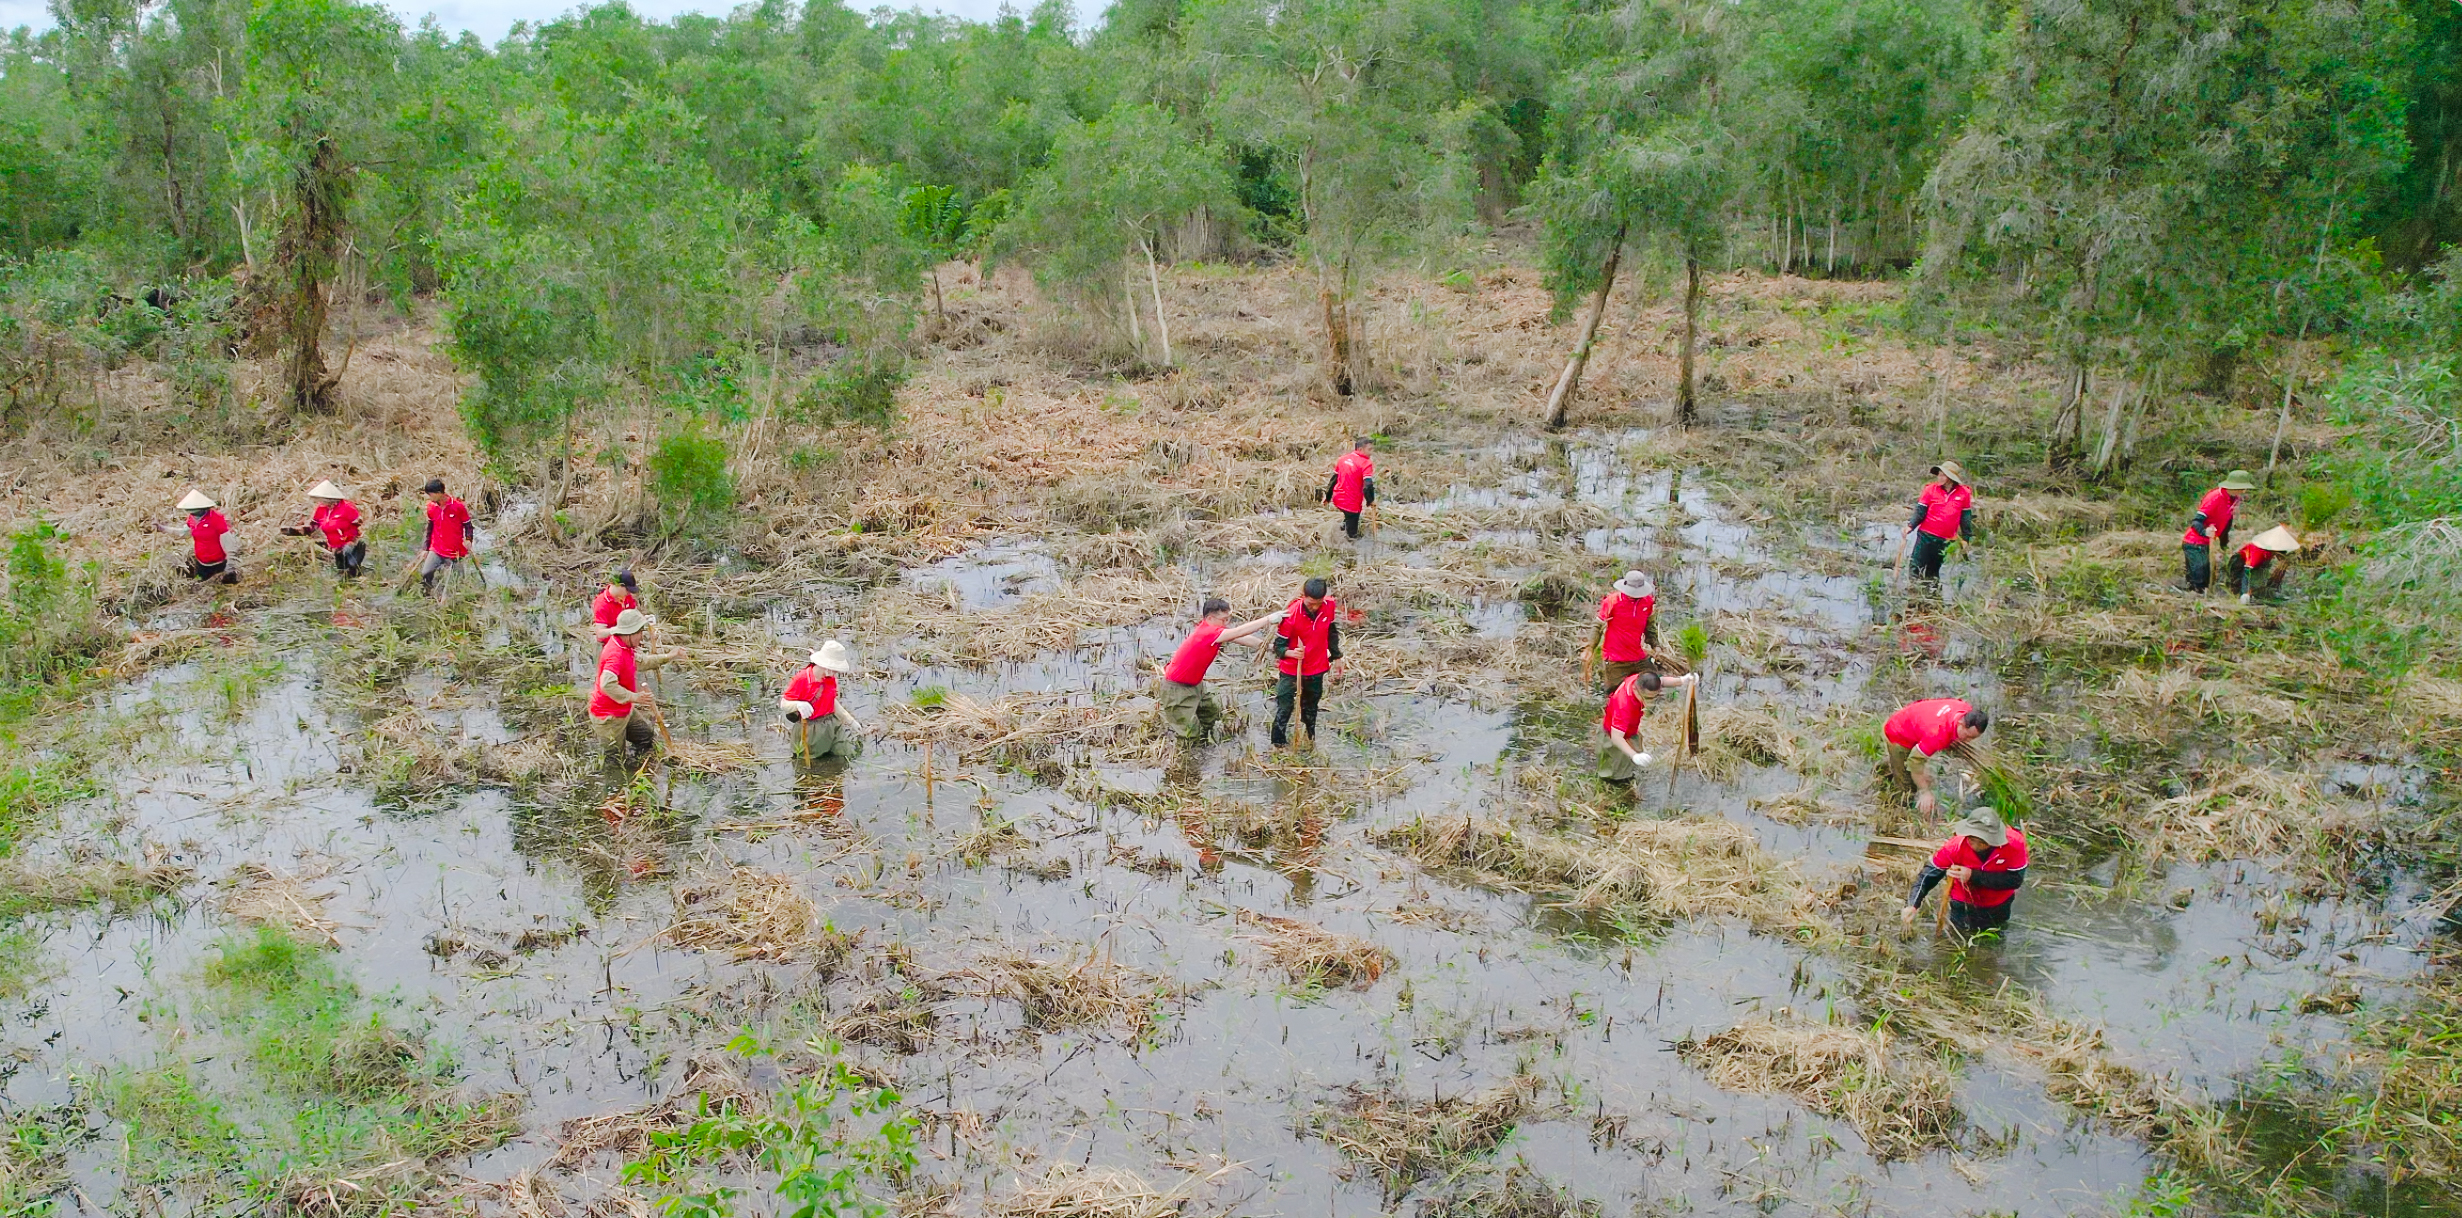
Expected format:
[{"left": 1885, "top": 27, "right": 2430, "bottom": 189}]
[
  {"left": 589, "top": 608, "right": 672, "bottom": 758},
  {"left": 780, "top": 641, "right": 863, "bottom": 761},
  {"left": 2182, "top": 469, "right": 2256, "bottom": 593},
  {"left": 279, "top": 481, "right": 366, "bottom": 578},
  {"left": 175, "top": 490, "right": 237, "bottom": 584},
  {"left": 2229, "top": 525, "right": 2300, "bottom": 604},
  {"left": 1901, "top": 461, "right": 1973, "bottom": 582},
  {"left": 1903, "top": 802, "right": 2029, "bottom": 936}
]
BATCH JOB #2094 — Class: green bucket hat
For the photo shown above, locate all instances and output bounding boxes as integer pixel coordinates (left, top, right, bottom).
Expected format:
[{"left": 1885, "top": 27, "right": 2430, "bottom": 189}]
[
  {"left": 1948, "top": 803, "right": 2009, "bottom": 848},
  {"left": 2218, "top": 469, "right": 2257, "bottom": 492}
]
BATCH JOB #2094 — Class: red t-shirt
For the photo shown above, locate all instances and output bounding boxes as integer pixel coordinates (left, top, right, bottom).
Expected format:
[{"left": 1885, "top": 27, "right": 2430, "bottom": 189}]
[
  {"left": 782, "top": 666, "right": 837, "bottom": 715},
  {"left": 1917, "top": 482, "right": 1971, "bottom": 539},
  {"left": 2238, "top": 542, "right": 2271, "bottom": 571},
  {"left": 1277, "top": 598, "right": 1337, "bottom": 676},
  {"left": 1601, "top": 673, "right": 1648, "bottom": 737},
  {"left": 589, "top": 636, "right": 637, "bottom": 719},
  {"left": 1164, "top": 620, "right": 1227, "bottom": 685},
  {"left": 426, "top": 497, "right": 472, "bottom": 559},
  {"left": 187, "top": 510, "right": 229, "bottom": 564},
  {"left": 592, "top": 588, "right": 636, "bottom": 629},
  {"left": 312, "top": 500, "right": 360, "bottom": 550},
  {"left": 2182, "top": 487, "right": 2237, "bottom": 546},
  {"left": 1596, "top": 592, "right": 1653, "bottom": 663},
  {"left": 1330, "top": 451, "right": 1374, "bottom": 513},
  {"left": 1884, "top": 697, "right": 1971, "bottom": 756},
  {"left": 1932, "top": 826, "right": 2029, "bottom": 907}
]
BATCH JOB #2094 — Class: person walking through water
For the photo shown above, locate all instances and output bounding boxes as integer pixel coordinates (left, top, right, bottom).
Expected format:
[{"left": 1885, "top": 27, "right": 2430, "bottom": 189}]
[
  {"left": 1158, "top": 598, "right": 1286, "bottom": 740},
  {"left": 1589, "top": 570, "right": 1660, "bottom": 689},
  {"left": 1882, "top": 696, "right": 1988, "bottom": 816},
  {"left": 1598, "top": 669, "right": 1699, "bottom": 784},
  {"left": 418, "top": 478, "right": 474, "bottom": 595},
  {"left": 1272, "top": 577, "right": 1342, "bottom": 748},
  {"left": 1323, "top": 437, "right": 1376, "bottom": 540},
  {"left": 2181, "top": 469, "right": 2256, "bottom": 593},
  {"left": 175, "top": 490, "right": 237, "bottom": 583},
  {"left": 588, "top": 608, "right": 672, "bottom": 761},
  {"left": 780, "top": 641, "right": 863, "bottom": 761},
  {"left": 1899, "top": 461, "right": 1973, "bottom": 583},
  {"left": 592, "top": 570, "right": 640, "bottom": 639},
  {"left": 280, "top": 481, "right": 365, "bottom": 578},
  {"left": 1903, "top": 802, "right": 2028, "bottom": 936}
]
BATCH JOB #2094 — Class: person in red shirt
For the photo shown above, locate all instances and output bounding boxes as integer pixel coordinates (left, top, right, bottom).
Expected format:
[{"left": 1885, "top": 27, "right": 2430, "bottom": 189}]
[
  {"left": 589, "top": 608, "right": 672, "bottom": 758},
  {"left": 780, "top": 640, "right": 864, "bottom": 761},
  {"left": 1899, "top": 460, "right": 1974, "bottom": 582},
  {"left": 1159, "top": 598, "right": 1287, "bottom": 740},
  {"left": 1272, "top": 577, "right": 1343, "bottom": 747},
  {"left": 1599, "top": 669, "right": 1699, "bottom": 783},
  {"left": 1883, "top": 696, "right": 1989, "bottom": 815},
  {"left": 1590, "top": 570, "right": 1660, "bottom": 689},
  {"left": 1323, "top": 437, "right": 1377, "bottom": 540},
  {"left": 418, "top": 477, "right": 474, "bottom": 595},
  {"left": 2181, "top": 469, "right": 2255, "bottom": 592},
  {"left": 280, "top": 481, "right": 365, "bottom": 578},
  {"left": 175, "top": 490, "right": 237, "bottom": 584},
  {"left": 591, "top": 571, "right": 640, "bottom": 639},
  {"left": 2228, "top": 525, "right": 2300, "bottom": 604},
  {"left": 1903, "top": 803, "right": 2029, "bottom": 935}
]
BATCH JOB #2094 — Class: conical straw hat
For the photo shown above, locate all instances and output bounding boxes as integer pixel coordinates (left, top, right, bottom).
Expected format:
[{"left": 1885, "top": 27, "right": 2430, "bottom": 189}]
[
  {"left": 177, "top": 490, "right": 215, "bottom": 511},
  {"left": 308, "top": 480, "right": 345, "bottom": 499},
  {"left": 2248, "top": 525, "right": 2301, "bottom": 553}
]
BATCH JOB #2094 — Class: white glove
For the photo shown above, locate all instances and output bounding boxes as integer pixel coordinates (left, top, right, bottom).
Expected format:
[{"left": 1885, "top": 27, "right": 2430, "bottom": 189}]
[
  {"left": 781, "top": 698, "right": 815, "bottom": 721},
  {"left": 1635, "top": 752, "right": 1654, "bottom": 766},
  {"left": 1269, "top": 610, "right": 1290, "bottom": 622},
  {"left": 2238, "top": 593, "right": 2251, "bottom": 606}
]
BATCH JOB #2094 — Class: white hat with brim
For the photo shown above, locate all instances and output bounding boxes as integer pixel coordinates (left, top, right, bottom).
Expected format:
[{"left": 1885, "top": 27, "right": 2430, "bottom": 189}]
[
  {"left": 1612, "top": 571, "right": 1654, "bottom": 598},
  {"left": 811, "top": 640, "right": 852, "bottom": 673},
  {"left": 177, "top": 490, "right": 215, "bottom": 511},
  {"left": 1949, "top": 804, "right": 2009, "bottom": 848},
  {"left": 308, "top": 480, "right": 345, "bottom": 500},
  {"left": 2249, "top": 525, "right": 2301, "bottom": 553},
  {"left": 609, "top": 608, "right": 655, "bottom": 635}
]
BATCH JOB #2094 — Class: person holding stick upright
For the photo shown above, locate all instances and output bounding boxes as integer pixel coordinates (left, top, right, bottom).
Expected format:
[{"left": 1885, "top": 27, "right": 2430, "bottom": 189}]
[
  {"left": 1271, "top": 577, "right": 1342, "bottom": 748},
  {"left": 2181, "top": 469, "right": 2255, "bottom": 593},
  {"left": 1882, "top": 696, "right": 1988, "bottom": 816},
  {"left": 1158, "top": 598, "right": 1285, "bottom": 740},
  {"left": 1598, "top": 669, "right": 1698, "bottom": 784},
  {"left": 588, "top": 608, "right": 673, "bottom": 761},
  {"left": 1324, "top": 437, "right": 1376, "bottom": 540},
  {"left": 1899, "top": 461, "right": 1973, "bottom": 583},
  {"left": 780, "top": 641, "right": 862, "bottom": 762},
  {"left": 1903, "top": 802, "right": 2029, "bottom": 936}
]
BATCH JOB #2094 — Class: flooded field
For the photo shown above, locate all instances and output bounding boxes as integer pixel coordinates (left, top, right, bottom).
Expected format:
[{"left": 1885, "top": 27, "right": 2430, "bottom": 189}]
[{"left": 7, "top": 409, "right": 2454, "bottom": 1218}]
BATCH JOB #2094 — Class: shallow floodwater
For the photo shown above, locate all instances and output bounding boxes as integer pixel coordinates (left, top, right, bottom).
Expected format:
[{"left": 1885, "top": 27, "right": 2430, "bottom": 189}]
[{"left": 6, "top": 426, "right": 2450, "bottom": 1217}]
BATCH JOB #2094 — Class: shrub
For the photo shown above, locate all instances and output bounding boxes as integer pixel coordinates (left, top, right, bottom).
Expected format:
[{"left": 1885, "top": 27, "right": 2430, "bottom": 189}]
[{"left": 649, "top": 425, "right": 737, "bottom": 540}]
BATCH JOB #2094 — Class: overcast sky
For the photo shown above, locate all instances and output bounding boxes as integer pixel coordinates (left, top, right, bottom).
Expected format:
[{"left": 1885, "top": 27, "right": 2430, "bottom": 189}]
[{"left": 3, "top": 0, "right": 1108, "bottom": 44}]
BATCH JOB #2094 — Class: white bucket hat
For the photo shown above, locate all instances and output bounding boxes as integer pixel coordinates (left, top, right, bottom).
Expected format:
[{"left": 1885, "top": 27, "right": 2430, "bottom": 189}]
[
  {"left": 811, "top": 640, "right": 852, "bottom": 673},
  {"left": 308, "top": 480, "right": 345, "bottom": 500},
  {"left": 2249, "top": 525, "right": 2302, "bottom": 553},
  {"left": 1613, "top": 571, "right": 1655, "bottom": 598},
  {"left": 177, "top": 490, "right": 216, "bottom": 511},
  {"left": 608, "top": 608, "right": 655, "bottom": 635}
]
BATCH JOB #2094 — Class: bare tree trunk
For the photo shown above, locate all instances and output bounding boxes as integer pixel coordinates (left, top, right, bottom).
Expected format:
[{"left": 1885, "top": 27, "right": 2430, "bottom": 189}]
[
  {"left": 1322, "top": 287, "right": 1353, "bottom": 396},
  {"left": 278, "top": 136, "right": 350, "bottom": 414},
  {"left": 1544, "top": 226, "right": 1624, "bottom": 430},
  {"left": 1676, "top": 255, "right": 1703, "bottom": 427},
  {"left": 1122, "top": 257, "right": 1143, "bottom": 357},
  {"left": 2267, "top": 333, "right": 2306, "bottom": 484},
  {"left": 2046, "top": 365, "right": 2088, "bottom": 469},
  {"left": 2090, "top": 371, "right": 2134, "bottom": 478},
  {"left": 1142, "top": 237, "right": 1172, "bottom": 368}
]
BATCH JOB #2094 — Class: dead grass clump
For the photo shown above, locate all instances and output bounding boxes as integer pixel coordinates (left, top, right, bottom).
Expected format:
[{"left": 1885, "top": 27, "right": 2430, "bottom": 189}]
[
  {"left": 1691, "top": 704, "right": 1801, "bottom": 779},
  {"left": 662, "top": 868, "right": 832, "bottom": 961},
  {"left": 280, "top": 1156, "right": 428, "bottom": 1218},
  {"left": 662, "top": 741, "right": 758, "bottom": 775},
  {"left": 886, "top": 691, "right": 1162, "bottom": 766},
  {"left": 990, "top": 1164, "right": 1194, "bottom": 1218},
  {"left": 1678, "top": 1016, "right": 1959, "bottom": 1160},
  {"left": 2008, "top": 1017, "right": 2232, "bottom": 1173},
  {"left": 826, "top": 992, "right": 937, "bottom": 1053},
  {"left": 1234, "top": 910, "right": 1392, "bottom": 989},
  {"left": 221, "top": 862, "right": 340, "bottom": 947},
  {"left": 0, "top": 845, "right": 191, "bottom": 916},
  {"left": 978, "top": 950, "right": 1170, "bottom": 1034},
  {"left": 1418, "top": 1165, "right": 1600, "bottom": 1218},
  {"left": 548, "top": 1054, "right": 759, "bottom": 1173},
  {"left": 1044, "top": 475, "right": 1182, "bottom": 533},
  {"left": 2144, "top": 767, "right": 2334, "bottom": 862},
  {"left": 1374, "top": 815, "right": 1832, "bottom": 936},
  {"left": 1311, "top": 1080, "right": 1534, "bottom": 1192}
]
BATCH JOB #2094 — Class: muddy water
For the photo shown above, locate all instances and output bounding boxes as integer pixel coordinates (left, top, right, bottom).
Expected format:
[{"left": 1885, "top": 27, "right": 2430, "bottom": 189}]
[{"left": 6, "top": 426, "right": 2450, "bottom": 1216}]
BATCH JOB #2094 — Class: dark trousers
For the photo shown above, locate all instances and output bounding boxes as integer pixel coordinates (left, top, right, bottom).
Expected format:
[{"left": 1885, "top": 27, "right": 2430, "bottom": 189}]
[
  {"left": 1910, "top": 532, "right": 1951, "bottom": 581},
  {"left": 187, "top": 558, "right": 234, "bottom": 583},
  {"left": 1272, "top": 672, "right": 1324, "bottom": 746},
  {"left": 2182, "top": 542, "right": 2212, "bottom": 592},
  {"left": 1949, "top": 899, "right": 2012, "bottom": 934},
  {"left": 1341, "top": 510, "right": 1362, "bottom": 539},
  {"left": 332, "top": 540, "right": 366, "bottom": 577}
]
